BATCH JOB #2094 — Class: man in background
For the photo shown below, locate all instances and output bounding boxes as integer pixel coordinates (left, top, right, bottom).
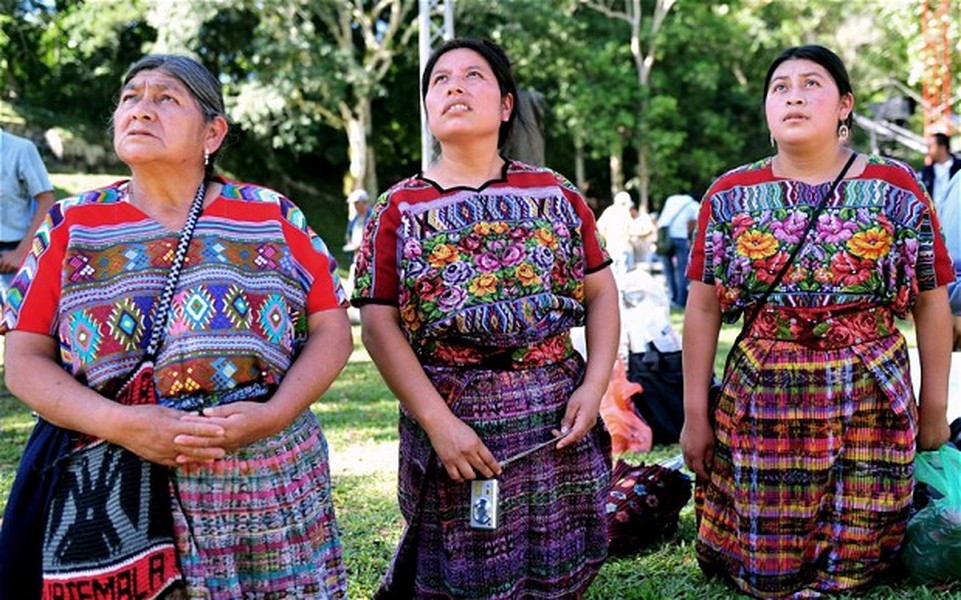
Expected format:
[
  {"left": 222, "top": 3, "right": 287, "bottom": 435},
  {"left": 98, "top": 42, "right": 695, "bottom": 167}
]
[
  {"left": 920, "top": 132, "right": 961, "bottom": 207},
  {"left": 656, "top": 193, "right": 699, "bottom": 309},
  {"left": 0, "top": 127, "right": 55, "bottom": 300}
]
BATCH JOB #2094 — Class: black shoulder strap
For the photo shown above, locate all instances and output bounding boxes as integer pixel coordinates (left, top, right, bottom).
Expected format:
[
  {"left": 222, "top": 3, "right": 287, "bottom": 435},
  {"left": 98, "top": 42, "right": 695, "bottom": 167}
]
[{"left": 717, "top": 152, "right": 858, "bottom": 384}]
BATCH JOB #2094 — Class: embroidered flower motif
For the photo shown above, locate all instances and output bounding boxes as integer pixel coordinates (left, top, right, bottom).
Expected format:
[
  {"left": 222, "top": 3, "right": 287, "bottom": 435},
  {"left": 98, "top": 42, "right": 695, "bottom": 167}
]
[
  {"left": 731, "top": 214, "right": 755, "bottom": 239},
  {"left": 401, "top": 304, "right": 420, "bottom": 331},
  {"left": 830, "top": 251, "right": 874, "bottom": 287},
  {"left": 534, "top": 228, "right": 558, "bottom": 248},
  {"left": 515, "top": 263, "right": 541, "bottom": 287},
  {"left": 468, "top": 273, "right": 499, "bottom": 296},
  {"left": 427, "top": 244, "right": 459, "bottom": 268},
  {"left": 441, "top": 261, "right": 475, "bottom": 286},
  {"left": 736, "top": 230, "right": 779, "bottom": 260},
  {"left": 769, "top": 210, "right": 809, "bottom": 244},
  {"left": 436, "top": 286, "right": 468, "bottom": 312},
  {"left": 754, "top": 251, "right": 790, "bottom": 285},
  {"left": 847, "top": 227, "right": 892, "bottom": 261}
]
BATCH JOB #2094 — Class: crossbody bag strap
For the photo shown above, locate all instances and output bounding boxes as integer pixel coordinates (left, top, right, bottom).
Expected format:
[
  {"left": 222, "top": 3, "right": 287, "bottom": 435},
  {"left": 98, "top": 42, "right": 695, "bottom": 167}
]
[
  {"left": 716, "top": 152, "right": 858, "bottom": 386},
  {"left": 143, "top": 180, "right": 208, "bottom": 360}
]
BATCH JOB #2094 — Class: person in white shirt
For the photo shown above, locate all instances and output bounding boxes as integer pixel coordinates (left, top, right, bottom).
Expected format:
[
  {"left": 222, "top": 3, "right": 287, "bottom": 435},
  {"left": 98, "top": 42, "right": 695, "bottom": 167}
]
[
  {"left": 596, "top": 190, "right": 636, "bottom": 275},
  {"left": 655, "top": 193, "right": 699, "bottom": 307},
  {"left": 920, "top": 132, "right": 961, "bottom": 207}
]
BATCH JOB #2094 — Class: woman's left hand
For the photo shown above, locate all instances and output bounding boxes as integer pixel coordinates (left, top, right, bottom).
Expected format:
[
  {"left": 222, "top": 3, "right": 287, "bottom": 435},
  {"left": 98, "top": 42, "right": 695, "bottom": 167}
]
[
  {"left": 555, "top": 384, "right": 603, "bottom": 450},
  {"left": 175, "top": 402, "right": 278, "bottom": 462}
]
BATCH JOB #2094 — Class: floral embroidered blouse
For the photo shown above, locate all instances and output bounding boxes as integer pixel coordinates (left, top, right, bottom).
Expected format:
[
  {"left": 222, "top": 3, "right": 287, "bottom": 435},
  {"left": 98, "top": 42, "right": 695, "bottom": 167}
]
[
  {"left": 688, "top": 155, "right": 954, "bottom": 345},
  {"left": 351, "top": 161, "right": 610, "bottom": 368}
]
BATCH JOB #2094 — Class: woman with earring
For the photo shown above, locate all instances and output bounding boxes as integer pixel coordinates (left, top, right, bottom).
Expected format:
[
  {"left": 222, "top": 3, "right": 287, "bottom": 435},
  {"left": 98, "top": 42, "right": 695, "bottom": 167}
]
[
  {"left": 0, "top": 55, "right": 351, "bottom": 598},
  {"left": 352, "top": 38, "right": 618, "bottom": 597},
  {"left": 680, "top": 45, "right": 953, "bottom": 598}
]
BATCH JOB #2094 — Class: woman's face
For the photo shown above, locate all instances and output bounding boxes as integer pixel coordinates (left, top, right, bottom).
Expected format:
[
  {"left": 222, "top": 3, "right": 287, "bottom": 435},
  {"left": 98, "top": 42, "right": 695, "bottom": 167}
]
[
  {"left": 765, "top": 58, "right": 853, "bottom": 149},
  {"left": 113, "top": 69, "right": 216, "bottom": 170},
  {"left": 423, "top": 48, "right": 513, "bottom": 147}
]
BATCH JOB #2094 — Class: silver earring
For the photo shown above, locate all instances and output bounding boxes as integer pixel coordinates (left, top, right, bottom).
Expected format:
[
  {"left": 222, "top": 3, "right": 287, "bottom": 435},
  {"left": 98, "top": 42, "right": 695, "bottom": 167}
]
[
  {"left": 838, "top": 124, "right": 850, "bottom": 141},
  {"left": 770, "top": 134, "right": 776, "bottom": 148},
  {"left": 204, "top": 150, "right": 210, "bottom": 166}
]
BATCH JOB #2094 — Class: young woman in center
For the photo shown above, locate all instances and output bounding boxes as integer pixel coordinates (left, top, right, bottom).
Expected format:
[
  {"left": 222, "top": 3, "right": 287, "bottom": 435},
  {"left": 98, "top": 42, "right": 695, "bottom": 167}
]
[{"left": 351, "top": 38, "right": 619, "bottom": 598}]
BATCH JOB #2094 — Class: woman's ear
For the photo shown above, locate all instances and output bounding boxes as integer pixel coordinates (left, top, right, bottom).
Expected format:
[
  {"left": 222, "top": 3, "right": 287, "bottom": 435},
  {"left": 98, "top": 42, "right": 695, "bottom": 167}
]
[
  {"left": 205, "top": 115, "right": 229, "bottom": 154},
  {"left": 501, "top": 93, "right": 514, "bottom": 123}
]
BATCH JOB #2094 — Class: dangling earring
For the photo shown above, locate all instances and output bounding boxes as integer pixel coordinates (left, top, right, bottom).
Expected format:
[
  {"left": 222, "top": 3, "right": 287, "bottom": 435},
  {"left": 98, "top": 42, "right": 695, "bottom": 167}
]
[
  {"left": 838, "top": 124, "right": 850, "bottom": 141},
  {"left": 204, "top": 150, "right": 210, "bottom": 167},
  {"left": 770, "top": 133, "right": 776, "bottom": 148}
]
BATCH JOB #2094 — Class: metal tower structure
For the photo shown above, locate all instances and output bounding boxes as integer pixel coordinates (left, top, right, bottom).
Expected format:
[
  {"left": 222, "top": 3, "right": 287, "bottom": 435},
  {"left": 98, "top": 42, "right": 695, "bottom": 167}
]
[
  {"left": 419, "top": 0, "right": 455, "bottom": 170},
  {"left": 921, "top": 0, "right": 952, "bottom": 135}
]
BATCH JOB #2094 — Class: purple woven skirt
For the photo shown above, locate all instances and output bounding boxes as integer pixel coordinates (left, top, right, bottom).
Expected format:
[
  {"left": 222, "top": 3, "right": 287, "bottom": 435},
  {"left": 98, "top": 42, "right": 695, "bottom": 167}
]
[{"left": 378, "top": 353, "right": 612, "bottom": 598}]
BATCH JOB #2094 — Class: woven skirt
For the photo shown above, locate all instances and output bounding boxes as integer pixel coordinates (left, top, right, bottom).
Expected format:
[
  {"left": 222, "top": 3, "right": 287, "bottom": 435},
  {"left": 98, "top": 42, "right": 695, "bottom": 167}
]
[
  {"left": 378, "top": 354, "right": 612, "bottom": 599},
  {"left": 696, "top": 333, "right": 917, "bottom": 598},
  {"left": 171, "top": 410, "right": 346, "bottom": 599}
]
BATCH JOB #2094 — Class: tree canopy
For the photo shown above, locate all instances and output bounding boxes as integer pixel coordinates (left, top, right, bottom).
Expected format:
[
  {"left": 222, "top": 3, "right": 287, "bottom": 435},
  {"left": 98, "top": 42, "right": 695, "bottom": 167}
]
[{"left": 1, "top": 0, "right": 957, "bottom": 247}]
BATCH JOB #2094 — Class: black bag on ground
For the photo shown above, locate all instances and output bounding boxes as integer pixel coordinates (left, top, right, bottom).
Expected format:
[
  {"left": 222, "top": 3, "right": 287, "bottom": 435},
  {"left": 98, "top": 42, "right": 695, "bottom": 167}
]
[
  {"left": 627, "top": 342, "right": 685, "bottom": 445},
  {"left": 606, "top": 458, "right": 692, "bottom": 555}
]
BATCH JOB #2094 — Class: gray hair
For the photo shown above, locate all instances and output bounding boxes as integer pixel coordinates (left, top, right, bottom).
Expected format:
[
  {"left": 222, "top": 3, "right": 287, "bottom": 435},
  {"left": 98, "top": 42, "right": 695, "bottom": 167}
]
[{"left": 116, "top": 54, "right": 228, "bottom": 177}]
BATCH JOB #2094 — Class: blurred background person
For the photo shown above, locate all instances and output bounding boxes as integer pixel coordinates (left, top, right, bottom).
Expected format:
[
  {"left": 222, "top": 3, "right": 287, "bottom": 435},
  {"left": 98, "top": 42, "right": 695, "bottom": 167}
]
[
  {"left": 656, "top": 192, "right": 698, "bottom": 308},
  {"left": 0, "top": 54, "right": 351, "bottom": 598},
  {"left": 0, "top": 126, "right": 55, "bottom": 296},
  {"left": 920, "top": 132, "right": 961, "bottom": 208},
  {"left": 343, "top": 187, "right": 370, "bottom": 271},
  {"left": 629, "top": 201, "right": 656, "bottom": 270},
  {"left": 352, "top": 37, "right": 618, "bottom": 598},
  {"left": 682, "top": 45, "right": 952, "bottom": 598},
  {"left": 597, "top": 190, "right": 636, "bottom": 276}
]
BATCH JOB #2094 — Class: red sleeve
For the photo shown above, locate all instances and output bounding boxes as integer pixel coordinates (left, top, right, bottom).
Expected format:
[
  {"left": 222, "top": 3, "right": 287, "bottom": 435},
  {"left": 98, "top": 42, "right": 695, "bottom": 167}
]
[
  {"left": 687, "top": 185, "right": 719, "bottom": 282},
  {"left": 281, "top": 220, "right": 341, "bottom": 313},
  {"left": 3, "top": 204, "right": 69, "bottom": 335},
  {"left": 563, "top": 184, "right": 611, "bottom": 272},
  {"left": 351, "top": 194, "right": 402, "bottom": 305}
]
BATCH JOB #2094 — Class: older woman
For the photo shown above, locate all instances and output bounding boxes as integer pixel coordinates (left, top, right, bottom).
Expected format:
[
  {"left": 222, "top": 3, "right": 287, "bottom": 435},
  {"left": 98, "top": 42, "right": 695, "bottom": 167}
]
[
  {"left": 352, "top": 38, "right": 619, "bottom": 598},
  {"left": 681, "top": 45, "right": 952, "bottom": 598},
  {"left": 0, "top": 55, "right": 351, "bottom": 598}
]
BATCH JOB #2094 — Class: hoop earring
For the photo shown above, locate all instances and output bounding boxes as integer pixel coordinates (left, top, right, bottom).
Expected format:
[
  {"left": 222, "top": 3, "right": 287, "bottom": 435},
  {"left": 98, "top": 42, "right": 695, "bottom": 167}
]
[
  {"left": 838, "top": 124, "right": 850, "bottom": 141},
  {"left": 204, "top": 150, "right": 210, "bottom": 167}
]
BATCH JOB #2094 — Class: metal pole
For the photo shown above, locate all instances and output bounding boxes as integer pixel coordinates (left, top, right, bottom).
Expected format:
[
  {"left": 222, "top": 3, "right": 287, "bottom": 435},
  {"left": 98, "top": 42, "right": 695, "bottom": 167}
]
[{"left": 419, "top": 0, "right": 454, "bottom": 170}]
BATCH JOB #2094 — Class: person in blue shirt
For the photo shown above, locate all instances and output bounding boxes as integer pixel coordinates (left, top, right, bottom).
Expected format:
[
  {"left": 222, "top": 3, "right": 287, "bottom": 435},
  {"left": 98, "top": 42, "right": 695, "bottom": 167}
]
[
  {"left": 343, "top": 188, "right": 370, "bottom": 271},
  {"left": 0, "top": 127, "right": 55, "bottom": 299}
]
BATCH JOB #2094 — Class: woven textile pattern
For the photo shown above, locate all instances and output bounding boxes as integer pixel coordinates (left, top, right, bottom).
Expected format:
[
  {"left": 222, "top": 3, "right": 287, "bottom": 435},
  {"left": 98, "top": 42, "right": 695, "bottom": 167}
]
[
  {"left": 4, "top": 179, "right": 348, "bottom": 598},
  {"left": 352, "top": 161, "right": 613, "bottom": 597},
  {"left": 687, "top": 155, "right": 956, "bottom": 598}
]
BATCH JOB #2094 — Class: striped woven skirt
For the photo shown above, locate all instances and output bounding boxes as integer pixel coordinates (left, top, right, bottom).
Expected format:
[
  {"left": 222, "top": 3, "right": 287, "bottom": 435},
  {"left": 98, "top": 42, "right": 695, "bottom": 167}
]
[
  {"left": 696, "top": 331, "right": 917, "bottom": 598},
  {"left": 171, "top": 410, "right": 346, "bottom": 599},
  {"left": 378, "top": 354, "right": 612, "bottom": 598}
]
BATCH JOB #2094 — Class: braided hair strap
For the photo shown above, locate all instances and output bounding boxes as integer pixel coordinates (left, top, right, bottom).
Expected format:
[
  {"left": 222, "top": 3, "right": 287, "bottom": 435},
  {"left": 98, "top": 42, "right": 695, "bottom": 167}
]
[{"left": 144, "top": 180, "right": 207, "bottom": 359}]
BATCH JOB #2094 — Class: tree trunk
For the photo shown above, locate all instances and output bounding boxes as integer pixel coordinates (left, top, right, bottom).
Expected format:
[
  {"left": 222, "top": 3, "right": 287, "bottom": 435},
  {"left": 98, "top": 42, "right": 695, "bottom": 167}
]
[
  {"left": 574, "top": 137, "right": 587, "bottom": 191},
  {"left": 609, "top": 149, "right": 624, "bottom": 199},
  {"left": 637, "top": 143, "right": 650, "bottom": 212},
  {"left": 345, "top": 97, "right": 372, "bottom": 195}
]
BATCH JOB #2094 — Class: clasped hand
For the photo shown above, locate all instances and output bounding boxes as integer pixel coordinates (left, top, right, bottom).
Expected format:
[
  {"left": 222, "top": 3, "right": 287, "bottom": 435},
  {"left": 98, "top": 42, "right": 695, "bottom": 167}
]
[{"left": 120, "top": 402, "right": 276, "bottom": 466}]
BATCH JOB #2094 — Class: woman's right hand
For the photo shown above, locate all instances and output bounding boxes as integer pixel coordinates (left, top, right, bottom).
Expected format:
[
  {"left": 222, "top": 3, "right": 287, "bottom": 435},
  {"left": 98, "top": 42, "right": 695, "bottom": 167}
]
[
  {"left": 680, "top": 414, "right": 715, "bottom": 479},
  {"left": 114, "top": 404, "right": 226, "bottom": 467},
  {"left": 426, "top": 414, "right": 501, "bottom": 483}
]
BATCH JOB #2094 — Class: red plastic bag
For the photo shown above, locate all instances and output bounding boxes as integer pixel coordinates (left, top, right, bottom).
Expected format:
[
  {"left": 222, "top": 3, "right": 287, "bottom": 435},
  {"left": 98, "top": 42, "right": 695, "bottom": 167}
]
[{"left": 600, "top": 357, "right": 652, "bottom": 455}]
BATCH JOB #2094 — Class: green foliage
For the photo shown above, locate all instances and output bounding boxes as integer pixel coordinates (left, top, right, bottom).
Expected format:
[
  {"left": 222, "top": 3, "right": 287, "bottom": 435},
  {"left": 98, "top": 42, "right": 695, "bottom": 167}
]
[{"left": 2, "top": 0, "right": 957, "bottom": 259}]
